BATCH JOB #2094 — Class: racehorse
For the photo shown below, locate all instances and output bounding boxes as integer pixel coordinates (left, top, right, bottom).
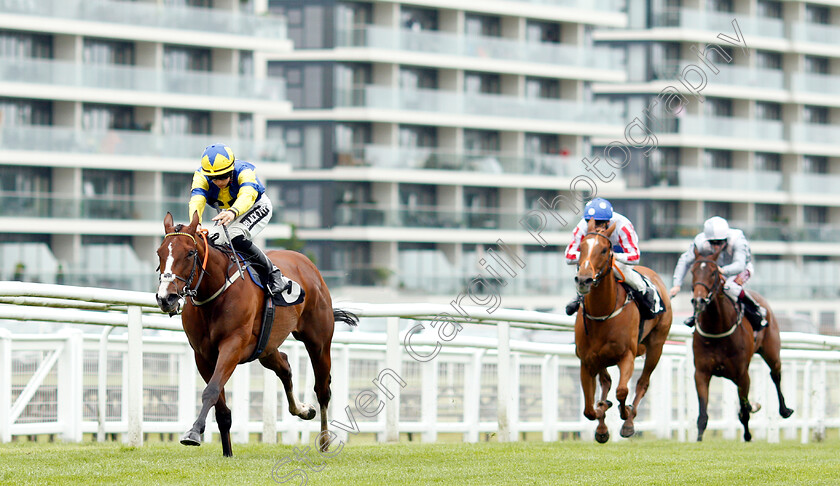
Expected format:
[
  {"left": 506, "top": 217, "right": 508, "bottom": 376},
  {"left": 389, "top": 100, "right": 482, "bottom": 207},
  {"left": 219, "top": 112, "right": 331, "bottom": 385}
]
[
  {"left": 573, "top": 219, "right": 673, "bottom": 443},
  {"left": 155, "top": 212, "right": 358, "bottom": 456},
  {"left": 689, "top": 246, "right": 793, "bottom": 442}
]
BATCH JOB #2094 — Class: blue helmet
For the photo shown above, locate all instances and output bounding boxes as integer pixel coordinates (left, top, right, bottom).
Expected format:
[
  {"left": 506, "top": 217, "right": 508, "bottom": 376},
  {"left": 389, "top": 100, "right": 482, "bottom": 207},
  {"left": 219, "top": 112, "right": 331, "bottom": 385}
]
[{"left": 584, "top": 198, "right": 613, "bottom": 221}]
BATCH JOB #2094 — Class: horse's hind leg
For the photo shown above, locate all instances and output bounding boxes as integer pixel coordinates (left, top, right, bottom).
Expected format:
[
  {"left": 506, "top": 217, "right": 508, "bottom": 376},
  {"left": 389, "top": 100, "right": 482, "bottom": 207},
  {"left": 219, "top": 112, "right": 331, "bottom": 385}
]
[
  {"left": 301, "top": 336, "right": 333, "bottom": 452},
  {"left": 259, "top": 348, "right": 316, "bottom": 420},
  {"left": 623, "top": 331, "right": 667, "bottom": 438},
  {"left": 215, "top": 389, "right": 233, "bottom": 457}
]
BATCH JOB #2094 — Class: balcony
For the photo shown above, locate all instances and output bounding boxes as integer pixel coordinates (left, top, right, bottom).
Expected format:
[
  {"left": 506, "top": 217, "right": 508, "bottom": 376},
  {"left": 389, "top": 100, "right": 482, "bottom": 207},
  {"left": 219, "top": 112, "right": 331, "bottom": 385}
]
[
  {"left": 336, "top": 25, "right": 620, "bottom": 71},
  {"left": 790, "top": 123, "right": 840, "bottom": 146},
  {"left": 0, "top": 125, "right": 285, "bottom": 163},
  {"left": 791, "top": 22, "right": 840, "bottom": 45},
  {"left": 789, "top": 173, "right": 840, "bottom": 194},
  {"left": 669, "top": 167, "right": 783, "bottom": 192},
  {"left": 0, "top": 0, "right": 287, "bottom": 40},
  {"left": 652, "top": 62, "right": 785, "bottom": 91},
  {"left": 652, "top": 9, "right": 785, "bottom": 39},
  {"left": 335, "top": 85, "right": 623, "bottom": 125},
  {"left": 336, "top": 145, "right": 579, "bottom": 177},
  {"left": 666, "top": 116, "right": 784, "bottom": 141},
  {"left": 649, "top": 220, "right": 840, "bottom": 243},
  {"left": 790, "top": 72, "right": 840, "bottom": 97},
  {"left": 0, "top": 57, "right": 286, "bottom": 101},
  {"left": 333, "top": 203, "right": 535, "bottom": 231}
]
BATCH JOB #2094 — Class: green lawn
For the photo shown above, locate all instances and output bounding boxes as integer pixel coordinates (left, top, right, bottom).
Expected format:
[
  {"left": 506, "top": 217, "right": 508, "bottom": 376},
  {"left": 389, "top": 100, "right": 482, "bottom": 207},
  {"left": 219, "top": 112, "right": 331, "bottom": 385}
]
[{"left": 1, "top": 438, "right": 838, "bottom": 485}]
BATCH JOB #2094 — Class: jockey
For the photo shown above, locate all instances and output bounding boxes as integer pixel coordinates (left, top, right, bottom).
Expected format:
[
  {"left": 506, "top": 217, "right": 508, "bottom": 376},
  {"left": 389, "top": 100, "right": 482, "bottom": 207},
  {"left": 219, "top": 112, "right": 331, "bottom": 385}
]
[
  {"left": 564, "top": 197, "right": 657, "bottom": 317},
  {"left": 669, "top": 216, "right": 764, "bottom": 329},
  {"left": 189, "top": 143, "right": 303, "bottom": 306}
]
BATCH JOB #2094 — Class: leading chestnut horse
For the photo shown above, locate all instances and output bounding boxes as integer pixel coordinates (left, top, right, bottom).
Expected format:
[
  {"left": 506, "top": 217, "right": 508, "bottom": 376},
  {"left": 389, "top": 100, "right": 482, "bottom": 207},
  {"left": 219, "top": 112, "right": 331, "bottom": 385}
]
[
  {"left": 689, "top": 246, "right": 793, "bottom": 442},
  {"left": 156, "top": 212, "right": 358, "bottom": 456},
  {"left": 573, "top": 219, "right": 673, "bottom": 443}
]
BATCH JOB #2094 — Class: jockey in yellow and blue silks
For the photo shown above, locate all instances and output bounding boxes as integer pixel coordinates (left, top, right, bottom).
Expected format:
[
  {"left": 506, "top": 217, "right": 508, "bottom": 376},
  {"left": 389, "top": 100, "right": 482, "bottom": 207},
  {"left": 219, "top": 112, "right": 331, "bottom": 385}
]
[{"left": 189, "top": 143, "right": 303, "bottom": 306}]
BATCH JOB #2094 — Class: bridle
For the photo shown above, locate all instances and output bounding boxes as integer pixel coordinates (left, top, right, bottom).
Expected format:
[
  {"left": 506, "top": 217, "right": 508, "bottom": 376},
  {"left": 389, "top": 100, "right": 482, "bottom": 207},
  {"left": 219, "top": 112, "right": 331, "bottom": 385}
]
[
  {"left": 691, "top": 258, "right": 740, "bottom": 338},
  {"left": 160, "top": 231, "right": 209, "bottom": 300},
  {"left": 578, "top": 231, "right": 631, "bottom": 323}
]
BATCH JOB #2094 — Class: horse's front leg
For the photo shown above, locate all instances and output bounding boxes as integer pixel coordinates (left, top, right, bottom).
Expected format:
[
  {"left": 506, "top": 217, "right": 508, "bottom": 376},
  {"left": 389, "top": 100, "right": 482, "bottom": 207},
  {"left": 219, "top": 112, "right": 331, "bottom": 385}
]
[
  {"left": 181, "top": 337, "right": 244, "bottom": 452},
  {"left": 695, "top": 368, "right": 711, "bottom": 442},
  {"left": 580, "top": 365, "right": 598, "bottom": 422},
  {"left": 735, "top": 372, "right": 753, "bottom": 442},
  {"left": 615, "top": 351, "right": 635, "bottom": 421},
  {"left": 594, "top": 370, "right": 613, "bottom": 444}
]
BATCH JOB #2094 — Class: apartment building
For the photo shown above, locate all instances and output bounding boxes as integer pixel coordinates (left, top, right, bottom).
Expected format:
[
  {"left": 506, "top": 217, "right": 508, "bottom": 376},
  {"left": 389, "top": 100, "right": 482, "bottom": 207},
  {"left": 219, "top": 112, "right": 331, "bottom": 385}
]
[{"left": 0, "top": 0, "right": 293, "bottom": 289}]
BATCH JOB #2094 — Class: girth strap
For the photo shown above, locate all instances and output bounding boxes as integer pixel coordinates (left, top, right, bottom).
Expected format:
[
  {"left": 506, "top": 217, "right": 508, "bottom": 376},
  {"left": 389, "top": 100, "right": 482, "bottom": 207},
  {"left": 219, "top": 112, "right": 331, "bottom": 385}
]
[{"left": 243, "top": 295, "right": 275, "bottom": 363}]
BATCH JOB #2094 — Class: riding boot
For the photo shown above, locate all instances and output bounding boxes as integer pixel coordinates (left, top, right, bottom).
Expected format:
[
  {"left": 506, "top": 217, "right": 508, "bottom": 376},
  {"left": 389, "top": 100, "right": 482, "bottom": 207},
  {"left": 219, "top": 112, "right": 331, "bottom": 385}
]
[
  {"left": 632, "top": 287, "right": 657, "bottom": 320},
  {"left": 565, "top": 295, "right": 582, "bottom": 316},
  {"left": 740, "top": 292, "right": 766, "bottom": 331},
  {"left": 684, "top": 316, "right": 696, "bottom": 328},
  {"left": 239, "top": 242, "right": 304, "bottom": 306}
]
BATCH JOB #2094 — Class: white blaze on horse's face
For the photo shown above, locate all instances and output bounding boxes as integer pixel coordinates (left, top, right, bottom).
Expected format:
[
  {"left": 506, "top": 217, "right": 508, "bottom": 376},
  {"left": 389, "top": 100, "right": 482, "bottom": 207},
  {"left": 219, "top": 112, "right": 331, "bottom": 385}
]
[{"left": 157, "top": 242, "right": 176, "bottom": 299}]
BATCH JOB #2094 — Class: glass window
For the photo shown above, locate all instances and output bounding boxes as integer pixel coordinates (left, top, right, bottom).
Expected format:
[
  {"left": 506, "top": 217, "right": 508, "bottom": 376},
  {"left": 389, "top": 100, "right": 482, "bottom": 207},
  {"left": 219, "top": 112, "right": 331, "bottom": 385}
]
[
  {"left": 84, "top": 38, "right": 135, "bottom": 65},
  {"left": 400, "top": 184, "right": 437, "bottom": 207},
  {"left": 0, "top": 98, "right": 52, "bottom": 126},
  {"left": 399, "top": 125, "right": 437, "bottom": 148},
  {"left": 465, "top": 14, "right": 501, "bottom": 37},
  {"left": 336, "top": 2, "right": 372, "bottom": 30},
  {"left": 524, "top": 133, "right": 560, "bottom": 155},
  {"left": 755, "top": 152, "right": 781, "bottom": 171},
  {"left": 400, "top": 67, "right": 438, "bottom": 90},
  {"left": 806, "top": 5, "right": 831, "bottom": 24},
  {"left": 803, "top": 156, "right": 828, "bottom": 174},
  {"left": 804, "top": 106, "right": 829, "bottom": 124},
  {"left": 162, "top": 109, "right": 210, "bottom": 134},
  {"left": 525, "top": 77, "right": 560, "bottom": 99},
  {"left": 757, "top": 0, "right": 782, "bottom": 19},
  {"left": 464, "top": 72, "right": 500, "bottom": 94},
  {"left": 804, "top": 206, "right": 828, "bottom": 224},
  {"left": 804, "top": 56, "right": 830, "bottom": 75},
  {"left": 238, "top": 51, "right": 253, "bottom": 76},
  {"left": 704, "top": 98, "right": 732, "bottom": 117},
  {"left": 82, "top": 169, "right": 133, "bottom": 219},
  {"left": 704, "top": 149, "right": 732, "bottom": 169},
  {"left": 709, "top": 0, "right": 733, "bottom": 12},
  {"left": 525, "top": 20, "right": 560, "bottom": 43},
  {"left": 756, "top": 50, "right": 782, "bottom": 70},
  {"left": 401, "top": 7, "right": 438, "bottom": 31},
  {"left": 164, "top": 45, "right": 211, "bottom": 71},
  {"left": 0, "top": 30, "right": 53, "bottom": 59},
  {"left": 463, "top": 129, "right": 500, "bottom": 152},
  {"left": 704, "top": 201, "right": 732, "bottom": 220},
  {"left": 756, "top": 101, "right": 781, "bottom": 121},
  {"left": 83, "top": 103, "right": 135, "bottom": 130}
]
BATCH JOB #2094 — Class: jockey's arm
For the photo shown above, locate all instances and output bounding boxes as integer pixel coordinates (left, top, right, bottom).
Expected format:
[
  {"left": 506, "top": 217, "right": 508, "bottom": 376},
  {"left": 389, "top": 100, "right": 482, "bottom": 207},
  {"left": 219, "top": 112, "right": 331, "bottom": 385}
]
[
  {"left": 671, "top": 245, "right": 696, "bottom": 288},
  {"left": 228, "top": 168, "right": 261, "bottom": 218},
  {"left": 188, "top": 171, "right": 209, "bottom": 223},
  {"left": 564, "top": 224, "right": 584, "bottom": 265},
  {"left": 614, "top": 222, "right": 640, "bottom": 265},
  {"left": 720, "top": 240, "right": 747, "bottom": 276}
]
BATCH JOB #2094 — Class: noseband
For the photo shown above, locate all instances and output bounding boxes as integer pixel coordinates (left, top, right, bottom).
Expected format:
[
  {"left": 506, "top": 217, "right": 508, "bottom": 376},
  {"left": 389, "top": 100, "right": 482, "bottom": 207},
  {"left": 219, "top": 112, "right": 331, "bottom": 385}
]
[
  {"left": 160, "top": 231, "right": 209, "bottom": 299},
  {"left": 691, "top": 258, "right": 722, "bottom": 309},
  {"left": 580, "top": 232, "right": 614, "bottom": 287}
]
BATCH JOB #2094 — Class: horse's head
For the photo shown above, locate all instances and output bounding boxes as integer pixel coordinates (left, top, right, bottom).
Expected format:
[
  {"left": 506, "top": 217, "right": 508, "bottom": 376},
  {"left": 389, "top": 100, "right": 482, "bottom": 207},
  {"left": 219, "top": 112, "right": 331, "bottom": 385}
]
[
  {"left": 574, "top": 218, "right": 617, "bottom": 295},
  {"left": 156, "top": 212, "right": 202, "bottom": 315},
  {"left": 689, "top": 245, "right": 725, "bottom": 315}
]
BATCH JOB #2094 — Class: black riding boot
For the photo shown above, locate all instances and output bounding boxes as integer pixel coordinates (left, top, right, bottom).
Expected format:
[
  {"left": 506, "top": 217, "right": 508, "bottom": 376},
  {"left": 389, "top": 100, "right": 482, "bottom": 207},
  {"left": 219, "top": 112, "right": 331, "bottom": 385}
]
[
  {"left": 684, "top": 316, "right": 696, "bottom": 327},
  {"left": 740, "top": 292, "right": 766, "bottom": 331},
  {"left": 565, "top": 295, "right": 582, "bottom": 316},
  {"left": 632, "top": 287, "right": 657, "bottom": 319},
  {"left": 233, "top": 237, "right": 303, "bottom": 305}
]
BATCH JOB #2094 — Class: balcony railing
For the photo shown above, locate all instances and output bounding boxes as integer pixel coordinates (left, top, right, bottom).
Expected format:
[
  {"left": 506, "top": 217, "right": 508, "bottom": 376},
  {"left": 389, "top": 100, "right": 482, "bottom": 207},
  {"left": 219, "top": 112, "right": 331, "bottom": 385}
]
[
  {"left": 789, "top": 173, "right": 840, "bottom": 194},
  {"left": 790, "top": 72, "right": 840, "bottom": 96},
  {"left": 336, "top": 25, "right": 621, "bottom": 71},
  {"left": 336, "top": 145, "right": 580, "bottom": 177},
  {"left": 335, "top": 85, "right": 623, "bottom": 125},
  {"left": 333, "top": 203, "right": 543, "bottom": 231},
  {"left": 791, "top": 22, "right": 840, "bottom": 45},
  {"left": 673, "top": 167, "right": 783, "bottom": 192},
  {"left": 652, "top": 62, "right": 785, "bottom": 90},
  {"left": 665, "top": 115, "right": 785, "bottom": 141},
  {"left": 649, "top": 220, "right": 840, "bottom": 243},
  {"left": 790, "top": 123, "right": 840, "bottom": 146},
  {"left": 0, "top": 0, "right": 287, "bottom": 40},
  {"left": 0, "top": 57, "right": 286, "bottom": 101},
  {"left": 652, "top": 8, "right": 785, "bottom": 39},
  {"left": 0, "top": 125, "right": 286, "bottom": 162}
]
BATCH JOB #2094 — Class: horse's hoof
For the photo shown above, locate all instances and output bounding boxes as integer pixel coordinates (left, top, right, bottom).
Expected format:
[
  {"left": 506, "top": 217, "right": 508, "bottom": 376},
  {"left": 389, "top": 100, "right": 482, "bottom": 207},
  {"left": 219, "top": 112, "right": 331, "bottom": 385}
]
[
  {"left": 595, "top": 430, "right": 610, "bottom": 443},
  {"left": 620, "top": 423, "right": 635, "bottom": 438},
  {"left": 781, "top": 407, "right": 794, "bottom": 419},
  {"left": 744, "top": 432, "right": 752, "bottom": 442},
  {"left": 597, "top": 400, "right": 613, "bottom": 410},
  {"left": 750, "top": 402, "right": 762, "bottom": 414},
  {"left": 696, "top": 436, "right": 703, "bottom": 442},
  {"left": 180, "top": 430, "right": 201, "bottom": 446},
  {"left": 301, "top": 406, "right": 316, "bottom": 421}
]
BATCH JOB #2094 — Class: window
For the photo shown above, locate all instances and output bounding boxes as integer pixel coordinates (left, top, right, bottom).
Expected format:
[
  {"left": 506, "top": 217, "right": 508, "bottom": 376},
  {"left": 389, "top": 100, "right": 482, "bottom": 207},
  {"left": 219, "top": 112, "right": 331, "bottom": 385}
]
[
  {"left": 401, "top": 7, "right": 438, "bottom": 31},
  {"left": 0, "top": 166, "right": 51, "bottom": 218},
  {"left": 525, "top": 77, "right": 560, "bottom": 99},
  {"left": 704, "top": 98, "right": 732, "bottom": 117},
  {"left": 336, "top": 123, "right": 372, "bottom": 151},
  {"left": 803, "top": 156, "right": 828, "bottom": 174},
  {"left": 709, "top": 0, "right": 733, "bottom": 13},
  {"left": 0, "top": 30, "right": 52, "bottom": 59},
  {"left": 757, "top": 0, "right": 782, "bottom": 19},
  {"left": 704, "top": 150, "right": 732, "bottom": 169},
  {"left": 336, "top": 2, "right": 372, "bottom": 30},
  {"left": 806, "top": 5, "right": 830, "bottom": 24},
  {"left": 165, "top": 0, "right": 212, "bottom": 7},
  {"left": 755, "top": 204, "right": 781, "bottom": 223},
  {"left": 400, "top": 67, "right": 438, "bottom": 90},
  {"left": 804, "top": 206, "right": 828, "bottom": 224},
  {"left": 272, "top": 4, "right": 330, "bottom": 49},
  {"left": 804, "top": 106, "right": 829, "bottom": 124},
  {"left": 464, "top": 72, "right": 500, "bottom": 94},
  {"left": 82, "top": 169, "right": 133, "bottom": 219},
  {"left": 83, "top": 104, "right": 135, "bottom": 130},
  {"left": 162, "top": 109, "right": 210, "bottom": 134},
  {"left": 755, "top": 153, "right": 781, "bottom": 172},
  {"left": 399, "top": 125, "right": 437, "bottom": 148},
  {"left": 164, "top": 46, "right": 211, "bottom": 71},
  {"left": 84, "top": 38, "right": 134, "bottom": 65},
  {"left": 756, "top": 50, "right": 782, "bottom": 70},
  {"left": 239, "top": 51, "right": 253, "bottom": 76},
  {"left": 704, "top": 201, "right": 732, "bottom": 220},
  {"left": 525, "top": 20, "right": 560, "bottom": 43},
  {"left": 463, "top": 129, "right": 500, "bottom": 153},
  {"left": 0, "top": 98, "right": 52, "bottom": 126},
  {"left": 756, "top": 102, "right": 781, "bottom": 121},
  {"left": 525, "top": 133, "right": 560, "bottom": 155},
  {"left": 804, "top": 56, "right": 830, "bottom": 75},
  {"left": 465, "top": 14, "right": 501, "bottom": 37}
]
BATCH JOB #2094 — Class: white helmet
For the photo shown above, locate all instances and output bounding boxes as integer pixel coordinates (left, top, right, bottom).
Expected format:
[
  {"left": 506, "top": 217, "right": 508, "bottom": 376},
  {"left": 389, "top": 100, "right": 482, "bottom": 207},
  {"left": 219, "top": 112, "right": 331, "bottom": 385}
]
[{"left": 703, "top": 216, "right": 730, "bottom": 241}]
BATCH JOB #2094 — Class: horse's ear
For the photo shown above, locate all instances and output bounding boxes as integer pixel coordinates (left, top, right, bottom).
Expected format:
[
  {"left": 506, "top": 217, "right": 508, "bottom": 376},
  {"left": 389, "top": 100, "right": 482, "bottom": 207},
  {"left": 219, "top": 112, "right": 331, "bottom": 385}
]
[
  {"left": 164, "top": 212, "right": 174, "bottom": 233},
  {"left": 694, "top": 246, "right": 701, "bottom": 259},
  {"left": 586, "top": 218, "right": 595, "bottom": 232},
  {"left": 187, "top": 211, "right": 200, "bottom": 233},
  {"left": 605, "top": 221, "right": 617, "bottom": 236}
]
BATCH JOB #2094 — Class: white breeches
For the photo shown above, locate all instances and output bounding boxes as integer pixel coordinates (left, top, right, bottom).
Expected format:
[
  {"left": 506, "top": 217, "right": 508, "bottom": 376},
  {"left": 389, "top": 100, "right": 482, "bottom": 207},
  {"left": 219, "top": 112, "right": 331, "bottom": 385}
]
[
  {"left": 206, "top": 196, "right": 273, "bottom": 245},
  {"left": 614, "top": 261, "right": 646, "bottom": 292},
  {"left": 723, "top": 269, "right": 751, "bottom": 301}
]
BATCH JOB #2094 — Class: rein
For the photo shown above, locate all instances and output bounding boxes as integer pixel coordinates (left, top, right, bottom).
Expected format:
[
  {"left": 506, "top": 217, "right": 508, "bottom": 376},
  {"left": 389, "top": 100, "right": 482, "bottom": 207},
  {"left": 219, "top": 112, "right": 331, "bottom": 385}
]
[{"left": 691, "top": 259, "right": 740, "bottom": 339}]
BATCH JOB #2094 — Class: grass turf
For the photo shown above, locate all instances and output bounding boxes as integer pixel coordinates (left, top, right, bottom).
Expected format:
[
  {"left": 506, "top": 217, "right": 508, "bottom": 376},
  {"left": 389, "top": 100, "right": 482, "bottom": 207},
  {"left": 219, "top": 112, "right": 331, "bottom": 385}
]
[{"left": 1, "top": 438, "right": 838, "bottom": 485}]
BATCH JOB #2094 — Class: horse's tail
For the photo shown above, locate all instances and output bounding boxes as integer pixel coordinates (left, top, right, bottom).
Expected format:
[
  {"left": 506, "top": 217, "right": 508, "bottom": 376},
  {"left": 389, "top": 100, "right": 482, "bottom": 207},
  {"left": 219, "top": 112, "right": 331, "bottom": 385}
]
[{"left": 333, "top": 308, "right": 359, "bottom": 327}]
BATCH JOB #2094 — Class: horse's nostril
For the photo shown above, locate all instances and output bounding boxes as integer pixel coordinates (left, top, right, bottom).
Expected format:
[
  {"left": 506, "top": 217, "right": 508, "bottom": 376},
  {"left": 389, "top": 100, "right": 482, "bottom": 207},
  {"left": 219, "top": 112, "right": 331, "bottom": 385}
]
[
  {"left": 690, "top": 298, "right": 696, "bottom": 305},
  {"left": 574, "top": 276, "right": 579, "bottom": 284},
  {"left": 584, "top": 278, "right": 593, "bottom": 286}
]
